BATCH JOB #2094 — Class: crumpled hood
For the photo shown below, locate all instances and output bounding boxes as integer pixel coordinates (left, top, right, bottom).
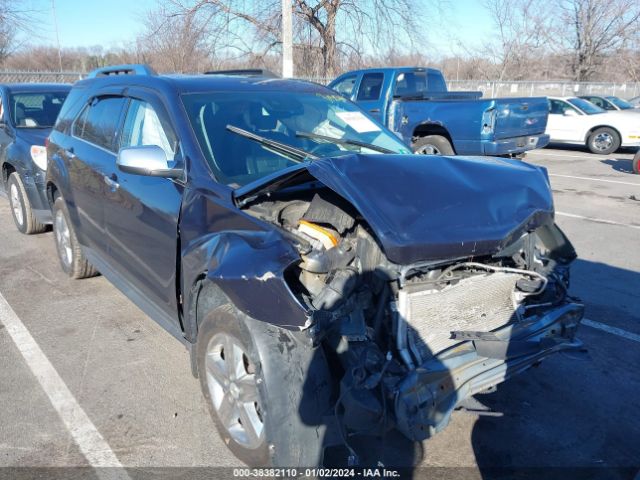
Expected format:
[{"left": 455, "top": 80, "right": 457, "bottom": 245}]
[{"left": 305, "top": 153, "right": 554, "bottom": 264}]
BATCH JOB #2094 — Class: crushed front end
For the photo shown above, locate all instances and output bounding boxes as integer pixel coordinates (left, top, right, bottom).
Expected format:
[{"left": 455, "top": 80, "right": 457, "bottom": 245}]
[{"left": 238, "top": 154, "right": 584, "bottom": 445}]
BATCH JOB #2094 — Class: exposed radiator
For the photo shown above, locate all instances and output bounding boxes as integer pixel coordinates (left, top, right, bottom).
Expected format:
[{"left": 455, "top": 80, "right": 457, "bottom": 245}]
[{"left": 397, "top": 272, "right": 522, "bottom": 364}]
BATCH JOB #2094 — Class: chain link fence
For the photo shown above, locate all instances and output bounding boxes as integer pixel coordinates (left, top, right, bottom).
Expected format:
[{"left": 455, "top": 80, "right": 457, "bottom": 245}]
[
  {"left": 3, "top": 70, "right": 639, "bottom": 100},
  {"left": 0, "top": 71, "right": 84, "bottom": 83},
  {"left": 447, "top": 80, "right": 640, "bottom": 99}
]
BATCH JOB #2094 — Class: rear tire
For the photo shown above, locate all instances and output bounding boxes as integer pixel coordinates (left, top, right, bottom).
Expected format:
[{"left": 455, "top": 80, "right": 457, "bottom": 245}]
[
  {"left": 633, "top": 150, "right": 640, "bottom": 174},
  {"left": 196, "top": 303, "right": 333, "bottom": 467},
  {"left": 52, "top": 196, "right": 98, "bottom": 279},
  {"left": 587, "top": 127, "right": 620, "bottom": 155},
  {"left": 7, "top": 173, "right": 46, "bottom": 235},
  {"left": 412, "top": 135, "right": 455, "bottom": 155}
]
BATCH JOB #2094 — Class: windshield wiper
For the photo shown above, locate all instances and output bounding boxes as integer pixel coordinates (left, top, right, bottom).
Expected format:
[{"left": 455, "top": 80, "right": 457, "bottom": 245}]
[
  {"left": 226, "top": 125, "right": 317, "bottom": 162},
  {"left": 295, "top": 131, "right": 395, "bottom": 154}
]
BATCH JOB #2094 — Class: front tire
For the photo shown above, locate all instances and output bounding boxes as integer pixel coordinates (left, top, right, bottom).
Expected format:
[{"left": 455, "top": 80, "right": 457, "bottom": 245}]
[
  {"left": 412, "top": 135, "right": 455, "bottom": 155},
  {"left": 196, "top": 304, "right": 333, "bottom": 467},
  {"left": 52, "top": 196, "right": 98, "bottom": 279},
  {"left": 587, "top": 127, "right": 620, "bottom": 155},
  {"left": 7, "top": 173, "right": 46, "bottom": 235}
]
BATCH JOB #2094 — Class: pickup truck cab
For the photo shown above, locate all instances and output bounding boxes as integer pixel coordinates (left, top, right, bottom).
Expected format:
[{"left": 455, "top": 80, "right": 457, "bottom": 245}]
[{"left": 329, "top": 67, "right": 550, "bottom": 156}]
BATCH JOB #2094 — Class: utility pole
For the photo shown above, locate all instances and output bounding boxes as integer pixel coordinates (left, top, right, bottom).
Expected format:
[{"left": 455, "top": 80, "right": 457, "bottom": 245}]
[
  {"left": 51, "top": 0, "right": 64, "bottom": 76},
  {"left": 281, "top": 0, "right": 293, "bottom": 78}
]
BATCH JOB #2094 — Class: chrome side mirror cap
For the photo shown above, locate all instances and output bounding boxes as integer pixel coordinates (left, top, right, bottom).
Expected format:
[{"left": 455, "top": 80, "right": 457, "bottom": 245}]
[{"left": 116, "top": 145, "right": 182, "bottom": 179}]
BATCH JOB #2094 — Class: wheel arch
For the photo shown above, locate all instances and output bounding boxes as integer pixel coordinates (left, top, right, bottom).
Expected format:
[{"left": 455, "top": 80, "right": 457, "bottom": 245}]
[
  {"left": 412, "top": 122, "right": 456, "bottom": 152},
  {"left": 584, "top": 124, "right": 622, "bottom": 144}
]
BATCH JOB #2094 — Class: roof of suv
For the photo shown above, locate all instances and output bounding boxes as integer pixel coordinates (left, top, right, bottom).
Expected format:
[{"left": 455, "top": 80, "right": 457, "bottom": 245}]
[
  {"left": 76, "top": 65, "right": 328, "bottom": 96},
  {"left": 1, "top": 83, "right": 72, "bottom": 93}
]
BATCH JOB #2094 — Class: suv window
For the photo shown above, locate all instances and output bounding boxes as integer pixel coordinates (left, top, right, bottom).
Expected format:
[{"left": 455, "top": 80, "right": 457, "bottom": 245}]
[
  {"left": 332, "top": 75, "right": 358, "bottom": 97},
  {"left": 73, "top": 96, "right": 127, "bottom": 152},
  {"left": 356, "top": 73, "right": 384, "bottom": 101},
  {"left": 120, "top": 99, "right": 176, "bottom": 161},
  {"left": 9, "top": 92, "right": 68, "bottom": 128}
]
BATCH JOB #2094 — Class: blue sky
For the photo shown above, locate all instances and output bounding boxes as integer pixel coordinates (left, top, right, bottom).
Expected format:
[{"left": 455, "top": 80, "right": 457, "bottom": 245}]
[{"left": 27, "top": 0, "right": 492, "bottom": 57}]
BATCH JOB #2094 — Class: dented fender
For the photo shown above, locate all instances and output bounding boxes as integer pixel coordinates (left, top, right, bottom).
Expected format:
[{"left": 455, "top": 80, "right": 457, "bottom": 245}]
[{"left": 179, "top": 187, "right": 309, "bottom": 343}]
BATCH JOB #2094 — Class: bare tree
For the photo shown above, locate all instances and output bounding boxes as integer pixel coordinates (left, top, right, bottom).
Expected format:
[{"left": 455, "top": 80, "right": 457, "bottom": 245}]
[
  {"left": 138, "top": 5, "right": 214, "bottom": 73},
  {"left": 0, "top": 0, "right": 34, "bottom": 65},
  {"left": 164, "top": 0, "right": 428, "bottom": 77},
  {"left": 555, "top": 0, "right": 640, "bottom": 81}
]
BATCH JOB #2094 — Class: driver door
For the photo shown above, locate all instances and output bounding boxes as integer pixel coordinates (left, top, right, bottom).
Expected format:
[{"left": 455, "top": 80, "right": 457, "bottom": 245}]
[
  {"left": 103, "top": 91, "right": 184, "bottom": 330},
  {"left": 546, "top": 99, "right": 584, "bottom": 142}
]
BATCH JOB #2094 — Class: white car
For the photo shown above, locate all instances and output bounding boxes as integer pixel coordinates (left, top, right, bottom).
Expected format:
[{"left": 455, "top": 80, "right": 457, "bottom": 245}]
[{"left": 546, "top": 96, "right": 640, "bottom": 154}]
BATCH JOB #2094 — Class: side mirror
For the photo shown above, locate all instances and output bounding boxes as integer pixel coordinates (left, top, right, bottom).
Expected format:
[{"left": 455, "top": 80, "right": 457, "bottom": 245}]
[
  {"left": 563, "top": 110, "right": 579, "bottom": 117},
  {"left": 117, "top": 145, "right": 183, "bottom": 179}
]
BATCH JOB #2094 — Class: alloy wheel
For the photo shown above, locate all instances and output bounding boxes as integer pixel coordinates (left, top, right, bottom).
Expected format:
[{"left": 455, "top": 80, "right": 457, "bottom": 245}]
[
  {"left": 593, "top": 132, "right": 613, "bottom": 152},
  {"left": 205, "top": 333, "right": 264, "bottom": 449},
  {"left": 9, "top": 183, "right": 23, "bottom": 226},
  {"left": 54, "top": 210, "right": 72, "bottom": 268}
]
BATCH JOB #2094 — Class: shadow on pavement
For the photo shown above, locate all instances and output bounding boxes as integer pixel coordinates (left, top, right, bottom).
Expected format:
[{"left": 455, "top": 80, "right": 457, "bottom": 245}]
[
  {"left": 600, "top": 158, "right": 637, "bottom": 174},
  {"left": 471, "top": 258, "right": 640, "bottom": 480}
]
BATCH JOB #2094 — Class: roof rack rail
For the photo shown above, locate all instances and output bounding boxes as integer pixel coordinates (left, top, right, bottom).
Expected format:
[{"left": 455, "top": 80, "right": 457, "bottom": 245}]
[
  {"left": 87, "top": 64, "right": 157, "bottom": 79},
  {"left": 204, "top": 69, "right": 279, "bottom": 78}
]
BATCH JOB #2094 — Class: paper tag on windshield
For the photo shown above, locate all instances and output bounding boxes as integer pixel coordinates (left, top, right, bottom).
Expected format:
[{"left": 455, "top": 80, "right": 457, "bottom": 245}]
[{"left": 336, "top": 111, "right": 381, "bottom": 133}]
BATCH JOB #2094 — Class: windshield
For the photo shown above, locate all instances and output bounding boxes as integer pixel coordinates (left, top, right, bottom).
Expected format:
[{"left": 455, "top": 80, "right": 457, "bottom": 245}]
[
  {"left": 606, "top": 96, "right": 633, "bottom": 110},
  {"left": 568, "top": 98, "right": 605, "bottom": 115},
  {"left": 182, "top": 90, "right": 411, "bottom": 187},
  {"left": 9, "top": 91, "right": 68, "bottom": 128}
]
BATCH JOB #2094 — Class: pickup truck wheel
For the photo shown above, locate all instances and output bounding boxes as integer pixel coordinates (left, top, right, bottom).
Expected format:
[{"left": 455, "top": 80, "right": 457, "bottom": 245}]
[
  {"left": 197, "top": 304, "right": 333, "bottom": 467},
  {"left": 413, "top": 135, "right": 455, "bottom": 155},
  {"left": 632, "top": 150, "right": 640, "bottom": 174},
  {"left": 7, "top": 173, "right": 46, "bottom": 235},
  {"left": 587, "top": 127, "right": 620, "bottom": 155},
  {"left": 52, "top": 196, "right": 98, "bottom": 279}
]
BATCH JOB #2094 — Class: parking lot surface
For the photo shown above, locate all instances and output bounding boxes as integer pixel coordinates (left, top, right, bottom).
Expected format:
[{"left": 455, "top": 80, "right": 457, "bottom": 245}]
[{"left": 1, "top": 147, "right": 639, "bottom": 479}]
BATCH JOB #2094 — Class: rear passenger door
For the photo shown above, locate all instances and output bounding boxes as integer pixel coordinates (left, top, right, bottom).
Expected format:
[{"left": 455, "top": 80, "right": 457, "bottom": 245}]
[
  {"left": 69, "top": 95, "right": 128, "bottom": 254},
  {"left": 103, "top": 91, "right": 183, "bottom": 326}
]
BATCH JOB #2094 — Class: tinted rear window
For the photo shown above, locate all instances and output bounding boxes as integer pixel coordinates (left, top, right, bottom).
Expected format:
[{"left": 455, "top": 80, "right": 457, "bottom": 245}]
[
  {"left": 393, "top": 71, "right": 447, "bottom": 97},
  {"left": 73, "top": 96, "right": 127, "bottom": 151},
  {"left": 9, "top": 92, "right": 68, "bottom": 128}
]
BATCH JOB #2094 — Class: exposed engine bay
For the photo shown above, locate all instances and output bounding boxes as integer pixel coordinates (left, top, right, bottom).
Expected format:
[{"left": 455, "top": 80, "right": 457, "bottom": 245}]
[{"left": 242, "top": 182, "right": 583, "bottom": 444}]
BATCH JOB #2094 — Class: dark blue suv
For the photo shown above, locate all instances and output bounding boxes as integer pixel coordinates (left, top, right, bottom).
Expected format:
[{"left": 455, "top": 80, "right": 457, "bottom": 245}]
[
  {"left": 0, "top": 83, "right": 70, "bottom": 233},
  {"left": 46, "top": 64, "right": 583, "bottom": 468}
]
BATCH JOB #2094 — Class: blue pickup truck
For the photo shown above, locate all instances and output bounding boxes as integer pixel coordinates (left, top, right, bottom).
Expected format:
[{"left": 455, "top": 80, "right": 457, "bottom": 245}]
[{"left": 329, "top": 67, "right": 550, "bottom": 156}]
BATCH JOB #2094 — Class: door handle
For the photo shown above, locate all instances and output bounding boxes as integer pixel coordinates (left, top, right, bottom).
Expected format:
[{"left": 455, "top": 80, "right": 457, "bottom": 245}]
[
  {"left": 104, "top": 174, "right": 119, "bottom": 190},
  {"left": 369, "top": 108, "right": 381, "bottom": 113},
  {"left": 64, "top": 147, "right": 76, "bottom": 159}
]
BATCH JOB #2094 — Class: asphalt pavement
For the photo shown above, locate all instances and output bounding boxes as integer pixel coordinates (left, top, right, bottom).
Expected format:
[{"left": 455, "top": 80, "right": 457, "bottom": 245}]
[{"left": 1, "top": 146, "right": 639, "bottom": 479}]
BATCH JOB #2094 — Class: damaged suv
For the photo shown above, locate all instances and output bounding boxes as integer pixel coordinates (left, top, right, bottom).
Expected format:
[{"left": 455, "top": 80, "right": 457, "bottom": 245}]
[{"left": 46, "top": 65, "right": 583, "bottom": 467}]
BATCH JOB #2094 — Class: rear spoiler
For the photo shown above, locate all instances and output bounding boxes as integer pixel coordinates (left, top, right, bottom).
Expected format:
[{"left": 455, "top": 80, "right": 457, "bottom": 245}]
[{"left": 87, "top": 64, "right": 157, "bottom": 78}]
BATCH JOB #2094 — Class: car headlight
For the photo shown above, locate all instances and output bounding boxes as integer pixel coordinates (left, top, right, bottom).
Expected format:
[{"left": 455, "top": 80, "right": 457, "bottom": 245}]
[{"left": 30, "top": 145, "right": 47, "bottom": 170}]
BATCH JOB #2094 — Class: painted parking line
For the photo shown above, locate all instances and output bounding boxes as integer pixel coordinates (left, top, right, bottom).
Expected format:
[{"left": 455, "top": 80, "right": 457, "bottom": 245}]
[
  {"left": 556, "top": 211, "right": 640, "bottom": 230},
  {"left": 533, "top": 151, "right": 626, "bottom": 160},
  {"left": 583, "top": 318, "right": 640, "bottom": 344},
  {"left": 0, "top": 291, "right": 131, "bottom": 480},
  {"left": 549, "top": 173, "right": 640, "bottom": 187}
]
